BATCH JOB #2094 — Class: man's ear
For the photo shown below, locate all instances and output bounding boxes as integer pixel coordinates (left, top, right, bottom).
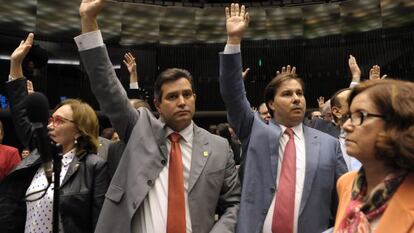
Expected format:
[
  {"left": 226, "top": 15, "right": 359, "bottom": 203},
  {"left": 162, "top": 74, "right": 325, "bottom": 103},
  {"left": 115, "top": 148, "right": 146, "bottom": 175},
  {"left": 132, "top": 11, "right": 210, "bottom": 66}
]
[
  {"left": 154, "top": 98, "right": 161, "bottom": 113},
  {"left": 331, "top": 106, "right": 341, "bottom": 118},
  {"left": 267, "top": 100, "right": 275, "bottom": 111}
]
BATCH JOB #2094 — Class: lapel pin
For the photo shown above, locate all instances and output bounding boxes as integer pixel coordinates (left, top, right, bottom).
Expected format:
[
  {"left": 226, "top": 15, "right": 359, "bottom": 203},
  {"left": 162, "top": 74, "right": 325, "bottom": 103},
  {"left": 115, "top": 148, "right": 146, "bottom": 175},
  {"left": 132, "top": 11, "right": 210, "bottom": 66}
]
[{"left": 203, "top": 151, "right": 209, "bottom": 157}]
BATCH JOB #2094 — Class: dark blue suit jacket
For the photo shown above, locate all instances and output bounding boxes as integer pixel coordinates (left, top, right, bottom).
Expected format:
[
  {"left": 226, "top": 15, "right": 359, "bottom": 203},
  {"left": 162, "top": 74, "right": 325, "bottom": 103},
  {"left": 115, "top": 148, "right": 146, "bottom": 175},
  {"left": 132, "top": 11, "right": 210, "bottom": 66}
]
[{"left": 219, "top": 52, "right": 348, "bottom": 233}]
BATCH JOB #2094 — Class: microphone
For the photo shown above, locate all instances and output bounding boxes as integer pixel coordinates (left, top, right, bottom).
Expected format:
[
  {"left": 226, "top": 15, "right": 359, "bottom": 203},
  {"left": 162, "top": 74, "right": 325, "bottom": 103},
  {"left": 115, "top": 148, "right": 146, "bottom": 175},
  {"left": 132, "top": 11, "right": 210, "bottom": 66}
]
[{"left": 25, "top": 92, "right": 53, "bottom": 183}]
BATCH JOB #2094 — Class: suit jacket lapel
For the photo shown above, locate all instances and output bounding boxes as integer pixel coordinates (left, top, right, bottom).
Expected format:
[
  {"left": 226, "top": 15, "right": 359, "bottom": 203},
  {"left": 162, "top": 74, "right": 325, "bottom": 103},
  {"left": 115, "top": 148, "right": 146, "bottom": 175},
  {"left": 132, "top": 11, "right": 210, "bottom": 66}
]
[
  {"left": 155, "top": 118, "right": 169, "bottom": 160},
  {"left": 299, "top": 126, "right": 320, "bottom": 216},
  {"left": 268, "top": 121, "right": 282, "bottom": 184},
  {"left": 61, "top": 152, "right": 85, "bottom": 187},
  {"left": 188, "top": 125, "right": 209, "bottom": 194}
]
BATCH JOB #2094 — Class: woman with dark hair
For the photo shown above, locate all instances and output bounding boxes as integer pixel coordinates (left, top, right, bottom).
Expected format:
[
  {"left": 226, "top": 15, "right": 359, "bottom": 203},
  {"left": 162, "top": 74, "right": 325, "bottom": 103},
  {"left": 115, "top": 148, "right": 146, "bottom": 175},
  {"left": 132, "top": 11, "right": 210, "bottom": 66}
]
[
  {"left": 334, "top": 79, "right": 414, "bottom": 233},
  {"left": 0, "top": 33, "right": 109, "bottom": 233}
]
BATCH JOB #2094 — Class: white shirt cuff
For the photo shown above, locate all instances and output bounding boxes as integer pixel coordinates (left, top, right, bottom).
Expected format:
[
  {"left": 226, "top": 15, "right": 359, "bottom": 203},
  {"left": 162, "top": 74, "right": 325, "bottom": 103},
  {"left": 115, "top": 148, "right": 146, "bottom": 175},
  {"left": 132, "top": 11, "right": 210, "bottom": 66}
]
[
  {"left": 349, "top": 81, "right": 359, "bottom": 88},
  {"left": 8, "top": 75, "right": 23, "bottom": 81},
  {"left": 130, "top": 82, "right": 139, "bottom": 89},
  {"left": 223, "top": 44, "right": 241, "bottom": 54},
  {"left": 74, "top": 30, "right": 104, "bottom": 51}
]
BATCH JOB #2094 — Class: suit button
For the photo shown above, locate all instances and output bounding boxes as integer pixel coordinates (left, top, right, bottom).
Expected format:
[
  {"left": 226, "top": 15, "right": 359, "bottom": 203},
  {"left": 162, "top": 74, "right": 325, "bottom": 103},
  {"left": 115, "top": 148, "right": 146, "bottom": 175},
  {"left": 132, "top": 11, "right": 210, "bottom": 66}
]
[
  {"left": 161, "top": 160, "right": 167, "bottom": 166},
  {"left": 147, "top": 180, "right": 153, "bottom": 186},
  {"left": 133, "top": 201, "right": 138, "bottom": 209}
]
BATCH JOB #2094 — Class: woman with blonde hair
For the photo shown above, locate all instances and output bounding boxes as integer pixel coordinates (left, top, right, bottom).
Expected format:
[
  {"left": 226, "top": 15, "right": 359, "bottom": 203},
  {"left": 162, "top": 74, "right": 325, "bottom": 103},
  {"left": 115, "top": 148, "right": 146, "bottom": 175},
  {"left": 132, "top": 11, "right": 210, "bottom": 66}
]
[
  {"left": 334, "top": 78, "right": 414, "bottom": 233},
  {"left": 0, "top": 33, "right": 109, "bottom": 233}
]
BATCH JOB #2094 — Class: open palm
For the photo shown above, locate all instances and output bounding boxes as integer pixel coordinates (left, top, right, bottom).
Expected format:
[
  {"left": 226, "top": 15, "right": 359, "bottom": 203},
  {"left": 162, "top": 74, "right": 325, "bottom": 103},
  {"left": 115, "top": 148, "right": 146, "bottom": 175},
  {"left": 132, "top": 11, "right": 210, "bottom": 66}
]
[
  {"left": 10, "top": 33, "right": 34, "bottom": 64},
  {"left": 225, "top": 4, "right": 249, "bottom": 39}
]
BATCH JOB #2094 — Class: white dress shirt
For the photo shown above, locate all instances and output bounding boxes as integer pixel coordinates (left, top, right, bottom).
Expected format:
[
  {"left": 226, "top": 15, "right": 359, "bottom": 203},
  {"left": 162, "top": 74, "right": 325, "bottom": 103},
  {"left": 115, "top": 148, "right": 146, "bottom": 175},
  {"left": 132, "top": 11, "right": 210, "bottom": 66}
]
[
  {"left": 25, "top": 148, "right": 75, "bottom": 233},
  {"left": 262, "top": 124, "right": 306, "bottom": 233},
  {"left": 131, "top": 122, "right": 194, "bottom": 233}
]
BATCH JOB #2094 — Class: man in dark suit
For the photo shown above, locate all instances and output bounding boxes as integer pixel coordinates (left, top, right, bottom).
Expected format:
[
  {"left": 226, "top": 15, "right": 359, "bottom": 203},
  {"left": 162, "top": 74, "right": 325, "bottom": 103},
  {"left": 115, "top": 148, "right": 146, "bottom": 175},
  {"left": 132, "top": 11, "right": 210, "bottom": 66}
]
[
  {"left": 75, "top": 1, "right": 240, "bottom": 233},
  {"left": 307, "top": 88, "right": 351, "bottom": 138},
  {"left": 219, "top": 4, "right": 347, "bottom": 233}
]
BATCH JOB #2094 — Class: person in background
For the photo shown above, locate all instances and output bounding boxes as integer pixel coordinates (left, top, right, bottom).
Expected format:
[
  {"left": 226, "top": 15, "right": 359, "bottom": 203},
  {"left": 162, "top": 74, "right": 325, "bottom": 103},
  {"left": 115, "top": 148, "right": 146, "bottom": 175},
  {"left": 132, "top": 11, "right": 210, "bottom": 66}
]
[
  {"left": 0, "top": 120, "right": 21, "bottom": 181},
  {"left": 257, "top": 102, "right": 271, "bottom": 124},
  {"left": 21, "top": 147, "right": 31, "bottom": 159},
  {"left": 217, "top": 123, "right": 241, "bottom": 165},
  {"left": 0, "top": 33, "right": 109, "bottom": 233},
  {"left": 334, "top": 79, "right": 414, "bottom": 233}
]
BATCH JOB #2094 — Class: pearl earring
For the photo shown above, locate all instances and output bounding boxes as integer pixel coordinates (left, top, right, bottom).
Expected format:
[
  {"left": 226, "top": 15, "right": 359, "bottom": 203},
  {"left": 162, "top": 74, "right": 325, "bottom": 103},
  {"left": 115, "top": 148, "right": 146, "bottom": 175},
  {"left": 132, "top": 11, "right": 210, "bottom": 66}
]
[{"left": 74, "top": 138, "right": 78, "bottom": 144}]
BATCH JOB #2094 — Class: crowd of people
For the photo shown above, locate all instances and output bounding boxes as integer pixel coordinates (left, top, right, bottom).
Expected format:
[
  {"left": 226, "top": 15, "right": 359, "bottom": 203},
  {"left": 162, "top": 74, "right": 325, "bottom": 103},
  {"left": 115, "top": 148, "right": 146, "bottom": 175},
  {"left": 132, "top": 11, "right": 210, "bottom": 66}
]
[{"left": 0, "top": 1, "right": 413, "bottom": 233}]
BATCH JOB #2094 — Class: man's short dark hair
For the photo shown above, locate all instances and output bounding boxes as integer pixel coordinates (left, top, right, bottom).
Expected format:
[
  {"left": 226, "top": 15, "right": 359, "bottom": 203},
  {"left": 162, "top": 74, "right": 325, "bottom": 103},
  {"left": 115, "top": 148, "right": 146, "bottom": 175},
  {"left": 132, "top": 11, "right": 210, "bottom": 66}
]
[
  {"left": 263, "top": 73, "right": 305, "bottom": 117},
  {"left": 154, "top": 68, "right": 195, "bottom": 102}
]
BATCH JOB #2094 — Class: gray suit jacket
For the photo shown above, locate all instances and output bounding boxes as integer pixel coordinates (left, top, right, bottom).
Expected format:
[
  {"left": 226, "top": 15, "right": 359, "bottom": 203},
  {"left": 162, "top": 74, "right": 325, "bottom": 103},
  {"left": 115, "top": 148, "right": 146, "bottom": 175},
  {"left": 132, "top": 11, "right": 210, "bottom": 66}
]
[
  {"left": 219, "top": 53, "right": 347, "bottom": 233},
  {"left": 79, "top": 45, "right": 241, "bottom": 233}
]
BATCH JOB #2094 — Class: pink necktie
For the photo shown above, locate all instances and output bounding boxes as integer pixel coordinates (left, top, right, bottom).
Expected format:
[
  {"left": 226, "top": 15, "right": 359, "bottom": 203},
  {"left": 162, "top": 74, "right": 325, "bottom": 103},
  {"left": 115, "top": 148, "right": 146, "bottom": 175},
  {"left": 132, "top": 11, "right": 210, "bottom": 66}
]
[
  {"left": 167, "top": 132, "right": 186, "bottom": 233},
  {"left": 272, "top": 128, "right": 296, "bottom": 233}
]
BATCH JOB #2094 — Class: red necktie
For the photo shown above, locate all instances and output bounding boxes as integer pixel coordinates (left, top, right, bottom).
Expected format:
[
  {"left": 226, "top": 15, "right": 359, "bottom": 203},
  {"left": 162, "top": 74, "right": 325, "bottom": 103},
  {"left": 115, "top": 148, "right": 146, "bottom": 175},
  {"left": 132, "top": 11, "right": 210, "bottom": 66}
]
[
  {"left": 272, "top": 128, "right": 296, "bottom": 233},
  {"left": 167, "top": 132, "right": 186, "bottom": 233}
]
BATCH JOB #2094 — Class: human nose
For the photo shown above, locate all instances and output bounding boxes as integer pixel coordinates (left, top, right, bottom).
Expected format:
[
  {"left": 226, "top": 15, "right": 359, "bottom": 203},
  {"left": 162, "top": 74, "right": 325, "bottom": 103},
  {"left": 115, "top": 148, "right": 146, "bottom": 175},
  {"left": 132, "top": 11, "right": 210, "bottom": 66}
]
[
  {"left": 342, "top": 118, "right": 353, "bottom": 133},
  {"left": 47, "top": 118, "right": 54, "bottom": 129},
  {"left": 176, "top": 95, "right": 186, "bottom": 107}
]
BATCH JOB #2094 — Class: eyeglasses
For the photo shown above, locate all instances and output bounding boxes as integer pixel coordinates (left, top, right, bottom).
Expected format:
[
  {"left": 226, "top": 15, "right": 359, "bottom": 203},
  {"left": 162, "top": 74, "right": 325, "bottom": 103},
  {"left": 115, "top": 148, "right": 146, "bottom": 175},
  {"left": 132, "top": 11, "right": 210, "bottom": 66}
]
[
  {"left": 343, "top": 111, "right": 384, "bottom": 126},
  {"left": 48, "top": 115, "right": 75, "bottom": 127}
]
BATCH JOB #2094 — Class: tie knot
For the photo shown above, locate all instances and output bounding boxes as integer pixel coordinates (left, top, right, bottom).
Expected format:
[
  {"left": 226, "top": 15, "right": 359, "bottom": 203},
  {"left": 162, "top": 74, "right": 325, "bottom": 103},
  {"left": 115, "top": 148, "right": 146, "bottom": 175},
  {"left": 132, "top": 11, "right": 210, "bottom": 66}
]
[
  {"left": 285, "top": 128, "right": 294, "bottom": 138},
  {"left": 169, "top": 132, "right": 182, "bottom": 143}
]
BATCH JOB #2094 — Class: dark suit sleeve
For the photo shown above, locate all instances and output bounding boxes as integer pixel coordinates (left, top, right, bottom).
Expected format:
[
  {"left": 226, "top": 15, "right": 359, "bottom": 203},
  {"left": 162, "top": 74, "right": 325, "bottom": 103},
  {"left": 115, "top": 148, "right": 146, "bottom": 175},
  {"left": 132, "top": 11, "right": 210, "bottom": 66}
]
[
  {"left": 330, "top": 140, "right": 348, "bottom": 224},
  {"left": 210, "top": 144, "right": 241, "bottom": 233},
  {"left": 79, "top": 46, "right": 138, "bottom": 144},
  {"left": 5, "top": 78, "right": 36, "bottom": 150},
  {"left": 219, "top": 53, "right": 255, "bottom": 142}
]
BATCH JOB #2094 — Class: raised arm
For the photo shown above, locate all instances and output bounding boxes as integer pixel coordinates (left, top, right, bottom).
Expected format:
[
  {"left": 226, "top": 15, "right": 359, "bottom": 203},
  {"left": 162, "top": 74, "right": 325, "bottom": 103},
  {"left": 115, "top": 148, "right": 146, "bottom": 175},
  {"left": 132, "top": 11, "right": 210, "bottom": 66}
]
[
  {"left": 219, "top": 4, "right": 254, "bottom": 141},
  {"left": 348, "top": 55, "right": 361, "bottom": 87},
  {"left": 6, "top": 33, "right": 36, "bottom": 149},
  {"left": 77, "top": 0, "right": 139, "bottom": 143}
]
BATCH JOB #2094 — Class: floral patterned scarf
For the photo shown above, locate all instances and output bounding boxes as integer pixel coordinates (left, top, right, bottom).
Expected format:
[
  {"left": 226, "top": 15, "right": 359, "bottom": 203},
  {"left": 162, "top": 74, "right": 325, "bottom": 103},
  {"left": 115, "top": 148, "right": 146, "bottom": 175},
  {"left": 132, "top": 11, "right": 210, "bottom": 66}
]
[{"left": 337, "top": 168, "right": 407, "bottom": 233}]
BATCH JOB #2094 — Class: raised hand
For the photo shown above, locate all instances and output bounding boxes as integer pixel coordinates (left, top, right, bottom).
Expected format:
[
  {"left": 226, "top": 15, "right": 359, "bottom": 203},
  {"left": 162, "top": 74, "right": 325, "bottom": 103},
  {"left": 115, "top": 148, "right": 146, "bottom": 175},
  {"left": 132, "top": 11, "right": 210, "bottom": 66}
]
[
  {"left": 79, "top": 0, "right": 103, "bottom": 33},
  {"left": 123, "top": 52, "right": 137, "bottom": 74},
  {"left": 10, "top": 33, "right": 34, "bottom": 79},
  {"left": 242, "top": 68, "right": 250, "bottom": 80},
  {"left": 225, "top": 3, "right": 250, "bottom": 44},
  {"left": 348, "top": 55, "right": 361, "bottom": 82},
  {"left": 369, "top": 65, "right": 387, "bottom": 80},
  {"left": 80, "top": 0, "right": 103, "bottom": 19},
  {"left": 10, "top": 33, "right": 34, "bottom": 65},
  {"left": 276, "top": 65, "right": 296, "bottom": 76},
  {"left": 27, "top": 80, "right": 34, "bottom": 94}
]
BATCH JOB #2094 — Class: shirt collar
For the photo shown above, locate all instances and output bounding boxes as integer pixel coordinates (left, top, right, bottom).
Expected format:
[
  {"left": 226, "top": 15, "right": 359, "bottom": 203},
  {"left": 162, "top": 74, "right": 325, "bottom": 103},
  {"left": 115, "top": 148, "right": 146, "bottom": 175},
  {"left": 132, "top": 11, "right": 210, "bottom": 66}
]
[
  {"left": 279, "top": 123, "right": 304, "bottom": 141},
  {"left": 165, "top": 121, "right": 194, "bottom": 143},
  {"left": 62, "top": 148, "right": 76, "bottom": 166}
]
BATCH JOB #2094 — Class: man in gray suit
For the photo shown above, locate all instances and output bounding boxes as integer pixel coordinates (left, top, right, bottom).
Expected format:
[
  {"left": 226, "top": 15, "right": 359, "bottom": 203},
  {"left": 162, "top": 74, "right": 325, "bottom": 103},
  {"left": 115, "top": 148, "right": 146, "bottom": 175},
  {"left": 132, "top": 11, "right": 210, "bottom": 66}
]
[
  {"left": 219, "top": 4, "right": 347, "bottom": 233},
  {"left": 75, "top": 1, "right": 240, "bottom": 233}
]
